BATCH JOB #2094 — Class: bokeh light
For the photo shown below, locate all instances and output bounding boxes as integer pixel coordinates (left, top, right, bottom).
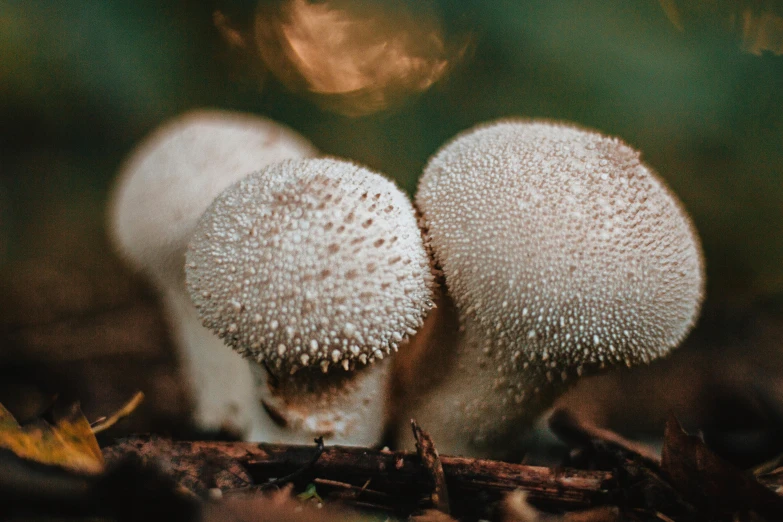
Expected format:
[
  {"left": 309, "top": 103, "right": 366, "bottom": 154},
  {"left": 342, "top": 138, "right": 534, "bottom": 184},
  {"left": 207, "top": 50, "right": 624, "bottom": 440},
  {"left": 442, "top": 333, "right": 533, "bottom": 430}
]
[{"left": 217, "top": 0, "right": 471, "bottom": 116}]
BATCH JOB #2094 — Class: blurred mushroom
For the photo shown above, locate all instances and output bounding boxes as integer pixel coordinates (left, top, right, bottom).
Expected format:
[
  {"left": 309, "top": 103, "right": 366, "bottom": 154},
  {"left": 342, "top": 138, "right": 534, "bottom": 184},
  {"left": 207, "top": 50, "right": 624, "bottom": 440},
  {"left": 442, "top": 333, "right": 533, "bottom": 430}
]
[
  {"left": 108, "top": 109, "right": 317, "bottom": 438},
  {"left": 405, "top": 119, "right": 705, "bottom": 458},
  {"left": 186, "top": 158, "right": 435, "bottom": 445}
]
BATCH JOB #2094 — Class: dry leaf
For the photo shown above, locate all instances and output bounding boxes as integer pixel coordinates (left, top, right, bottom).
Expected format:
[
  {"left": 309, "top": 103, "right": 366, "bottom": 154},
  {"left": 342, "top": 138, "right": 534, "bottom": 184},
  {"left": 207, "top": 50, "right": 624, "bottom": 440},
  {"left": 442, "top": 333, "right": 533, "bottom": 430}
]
[
  {"left": 0, "top": 401, "right": 104, "bottom": 474},
  {"left": 661, "top": 414, "right": 783, "bottom": 518}
]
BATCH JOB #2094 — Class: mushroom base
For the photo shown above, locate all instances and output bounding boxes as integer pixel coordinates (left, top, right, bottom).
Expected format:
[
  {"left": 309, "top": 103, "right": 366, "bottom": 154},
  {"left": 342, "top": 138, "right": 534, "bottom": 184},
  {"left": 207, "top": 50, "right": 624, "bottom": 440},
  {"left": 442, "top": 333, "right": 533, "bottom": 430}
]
[
  {"left": 250, "top": 359, "right": 391, "bottom": 446},
  {"left": 398, "top": 321, "right": 575, "bottom": 460},
  {"left": 165, "top": 287, "right": 392, "bottom": 446}
]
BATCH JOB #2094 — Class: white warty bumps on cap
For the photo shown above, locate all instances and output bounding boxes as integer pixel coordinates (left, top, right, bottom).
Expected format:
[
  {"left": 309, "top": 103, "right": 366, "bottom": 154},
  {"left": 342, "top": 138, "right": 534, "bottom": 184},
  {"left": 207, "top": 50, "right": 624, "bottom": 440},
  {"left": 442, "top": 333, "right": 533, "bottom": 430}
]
[
  {"left": 409, "top": 119, "right": 704, "bottom": 458},
  {"left": 187, "top": 157, "right": 435, "bottom": 373},
  {"left": 109, "top": 110, "right": 317, "bottom": 440}
]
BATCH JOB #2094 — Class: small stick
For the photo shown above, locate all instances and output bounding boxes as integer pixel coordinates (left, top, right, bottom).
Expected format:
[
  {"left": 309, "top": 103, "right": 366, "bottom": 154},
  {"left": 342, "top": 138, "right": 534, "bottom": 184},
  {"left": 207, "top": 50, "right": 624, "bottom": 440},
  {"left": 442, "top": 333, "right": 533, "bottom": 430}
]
[
  {"left": 260, "top": 437, "right": 325, "bottom": 489},
  {"left": 91, "top": 392, "right": 145, "bottom": 434},
  {"left": 549, "top": 409, "right": 661, "bottom": 466},
  {"left": 412, "top": 420, "right": 450, "bottom": 514},
  {"left": 103, "top": 437, "right": 613, "bottom": 509}
]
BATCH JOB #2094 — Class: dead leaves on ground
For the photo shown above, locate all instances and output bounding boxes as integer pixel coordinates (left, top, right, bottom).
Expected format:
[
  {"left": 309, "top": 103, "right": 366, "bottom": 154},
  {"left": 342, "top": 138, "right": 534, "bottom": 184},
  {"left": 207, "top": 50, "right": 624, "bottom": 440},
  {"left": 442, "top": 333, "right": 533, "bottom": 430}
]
[
  {"left": 0, "top": 392, "right": 143, "bottom": 475},
  {"left": 4, "top": 392, "right": 783, "bottom": 520},
  {"left": 661, "top": 414, "right": 783, "bottom": 519},
  {"left": 0, "top": 401, "right": 104, "bottom": 474},
  {"left": 550, "top": 408, "right": 783, "bottom": 520}
]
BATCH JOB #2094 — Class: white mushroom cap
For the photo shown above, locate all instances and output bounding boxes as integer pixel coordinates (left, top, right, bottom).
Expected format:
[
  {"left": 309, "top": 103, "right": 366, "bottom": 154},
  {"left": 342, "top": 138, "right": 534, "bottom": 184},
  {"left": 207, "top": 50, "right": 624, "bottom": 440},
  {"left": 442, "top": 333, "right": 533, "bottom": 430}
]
[
  {"left": 419, "top": 119, "right": 704, "bottom": 372},
  {"left": 186, "top": 158, "right": 435, "bottom": 373},
  {"left": 110, "top": 109, "right": 317, "bottom": 288},
  {"left": 408, "top": 119, "right": 704, "bottom": 457}
]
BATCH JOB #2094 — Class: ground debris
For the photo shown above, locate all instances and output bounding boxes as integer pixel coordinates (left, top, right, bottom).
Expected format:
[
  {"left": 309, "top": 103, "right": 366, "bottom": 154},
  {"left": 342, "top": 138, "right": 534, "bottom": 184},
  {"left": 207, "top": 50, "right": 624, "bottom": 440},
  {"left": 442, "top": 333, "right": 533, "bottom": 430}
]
[
  {"left": 661, "top": 414, "right": 783, "bottom": 520},
  {"left": 413, "top": 419, "right": 451, "bottom": 514},
  {"left": 0, "top": 401, "right": 104, "bottom": 474}
]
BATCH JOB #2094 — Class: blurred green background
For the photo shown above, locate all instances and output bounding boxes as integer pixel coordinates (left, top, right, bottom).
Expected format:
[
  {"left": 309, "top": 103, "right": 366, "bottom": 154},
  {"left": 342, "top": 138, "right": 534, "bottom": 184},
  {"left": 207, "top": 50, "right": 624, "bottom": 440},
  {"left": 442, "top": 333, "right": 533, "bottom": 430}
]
[{"left": 2, "top": 0, "right": 783, "bottom": 301}]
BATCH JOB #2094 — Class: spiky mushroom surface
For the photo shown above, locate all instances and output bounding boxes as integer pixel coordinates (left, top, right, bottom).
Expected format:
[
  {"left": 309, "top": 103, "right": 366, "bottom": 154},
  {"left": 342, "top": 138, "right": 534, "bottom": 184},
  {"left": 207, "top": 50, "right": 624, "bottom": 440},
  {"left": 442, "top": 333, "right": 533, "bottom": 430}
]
[
  {"left": 185, "top": 158, "right": 434, "bottom": 444},
  {"left": 187, "top": 158, "right": 435, "bottom": 374},
  {"left": 409, "top": 119, "right": 704, "bottom": 458}
]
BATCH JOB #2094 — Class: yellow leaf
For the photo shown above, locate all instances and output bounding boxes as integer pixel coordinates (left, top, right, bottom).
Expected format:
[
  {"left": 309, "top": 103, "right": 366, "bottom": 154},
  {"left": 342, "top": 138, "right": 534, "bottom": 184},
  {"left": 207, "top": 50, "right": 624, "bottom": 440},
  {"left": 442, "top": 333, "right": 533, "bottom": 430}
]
[{"left": 0, "top": 402, "right": 104, "bottom": 474}]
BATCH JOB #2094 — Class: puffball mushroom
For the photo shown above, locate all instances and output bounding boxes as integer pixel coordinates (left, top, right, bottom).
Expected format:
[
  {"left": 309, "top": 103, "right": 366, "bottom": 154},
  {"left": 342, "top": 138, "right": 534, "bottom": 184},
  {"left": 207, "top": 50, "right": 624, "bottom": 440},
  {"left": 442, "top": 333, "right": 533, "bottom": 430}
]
[
  {"left": 408, "top": 120, "right": 705, "bottom": 459},
  {"left": 185, "top": 157, "right": 435, "bottom": 445},
  {"left": 109, "top": 109, "right": 317, "bottom": 439}
]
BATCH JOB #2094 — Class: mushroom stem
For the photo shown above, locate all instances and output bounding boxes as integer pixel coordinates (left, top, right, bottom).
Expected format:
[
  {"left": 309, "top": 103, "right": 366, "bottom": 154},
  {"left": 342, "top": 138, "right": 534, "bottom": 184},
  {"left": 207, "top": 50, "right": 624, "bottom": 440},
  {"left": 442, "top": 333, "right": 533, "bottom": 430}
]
[
  {"left": 399, "top": 317, "right": 569, "bottom": 459},
  {"left": 162, "top": 286, "right": 268, "bottom": 439},
  {"left": 388, "top": 291, "right": 459, "bottom": 442}
]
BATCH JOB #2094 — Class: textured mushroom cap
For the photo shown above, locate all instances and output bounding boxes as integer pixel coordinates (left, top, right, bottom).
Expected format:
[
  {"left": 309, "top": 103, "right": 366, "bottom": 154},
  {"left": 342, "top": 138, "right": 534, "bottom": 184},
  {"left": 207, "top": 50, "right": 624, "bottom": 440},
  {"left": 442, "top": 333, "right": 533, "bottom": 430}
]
[
  {"left": 186, "top": 158, "right": 434, "bottom": 372},
  {"left": 417, "top": 120, "right": 704, "bottom": 383},
  {"left": 109, "top": 109, "right": 317, "bottom": 286}
]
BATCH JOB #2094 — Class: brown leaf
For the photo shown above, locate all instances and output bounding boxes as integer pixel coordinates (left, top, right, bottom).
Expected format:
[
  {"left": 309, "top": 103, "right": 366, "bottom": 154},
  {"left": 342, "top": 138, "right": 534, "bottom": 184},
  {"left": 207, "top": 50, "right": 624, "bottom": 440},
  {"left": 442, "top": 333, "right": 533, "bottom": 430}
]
[
  {"left": 0, "top": 401, "right": 104, "bottom": 474},
  {"left": 661, "top": 413, "right": 783, "bottom": 518}
]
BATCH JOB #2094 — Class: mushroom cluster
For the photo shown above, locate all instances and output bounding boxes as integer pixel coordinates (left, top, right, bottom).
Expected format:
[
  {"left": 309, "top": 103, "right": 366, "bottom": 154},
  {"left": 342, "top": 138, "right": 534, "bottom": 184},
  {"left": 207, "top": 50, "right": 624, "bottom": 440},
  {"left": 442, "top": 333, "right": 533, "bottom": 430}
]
[
  {"left": 109, "top": 111, "right": 705, "bottom": 459},
  {"left": 401, "top": 120, "right": 704, "bottom": 458},
  {"left": 110, "top": 111, "right": 434, "bottom": 445}
]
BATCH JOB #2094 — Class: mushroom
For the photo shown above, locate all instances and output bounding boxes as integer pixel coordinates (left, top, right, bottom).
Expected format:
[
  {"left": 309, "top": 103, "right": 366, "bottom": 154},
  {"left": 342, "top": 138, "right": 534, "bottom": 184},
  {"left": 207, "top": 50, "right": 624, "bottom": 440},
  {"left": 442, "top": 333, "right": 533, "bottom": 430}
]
[
  {"left": 185, "top": 157, "right": 435, "bottom": 445},
  {"left": 405, "top": 119, "right": 705, "bottom": 459},
  {"left": 108, "top": 109, "right": 317, "bottom": 439}
]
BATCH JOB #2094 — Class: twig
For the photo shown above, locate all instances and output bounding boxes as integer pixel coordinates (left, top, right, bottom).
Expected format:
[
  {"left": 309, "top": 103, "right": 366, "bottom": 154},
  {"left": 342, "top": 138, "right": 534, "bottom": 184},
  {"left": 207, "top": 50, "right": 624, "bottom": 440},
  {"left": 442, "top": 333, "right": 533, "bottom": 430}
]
[
  {"left": 95, "top": 436, "right": 783, "bottom": 519},
  {"left": 412, "top": 420, "right": 450, "bottom": 514},
  {"left": 314, "top": 477, "right": 394, "bottom": 506},
  {"left": 91, "top": 392, "right": 145, "bottom": 434},
  {"left": 260, "top": 436, "right": 324, "bottom": 489},
  {"left": 549, "top": 408, "right": 661, "bottom": 467},
  {"left": 103, "top": 437, "right": 612, "bottom": 511}
]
